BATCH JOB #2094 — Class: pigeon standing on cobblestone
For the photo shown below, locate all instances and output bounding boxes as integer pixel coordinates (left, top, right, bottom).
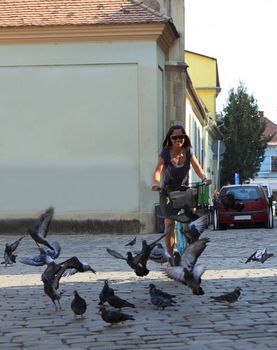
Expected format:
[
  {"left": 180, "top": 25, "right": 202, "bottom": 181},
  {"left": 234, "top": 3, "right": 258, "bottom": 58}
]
[
  {"left": 28, "top": 207, "right": 55, "bottom": 251},
  {"left": 71, "top": 291, "right": 87, "bottom": 318},
  {"left": 99, "top": 280, "right": 114, "bottom": 305},
  {"left": 106, "top": 289, "right": 135, "bottom": 309},
  {"left": 245, "top": 248, "right": 274, "bottom": 264},
  {"left": 99, "top": 305, "right": 135, "bottom": 325},
  {"left": 1, "top": 236, "right": 25, "bottom": 267},
  {"left": 148, "top": 284, "right": 176, "bottom": 303},
  {"left": 210, "top": 287, "right": 242, "bottom": 304},
  {"left": 164, "top": 238, "right": 209, "bottom": 295}
]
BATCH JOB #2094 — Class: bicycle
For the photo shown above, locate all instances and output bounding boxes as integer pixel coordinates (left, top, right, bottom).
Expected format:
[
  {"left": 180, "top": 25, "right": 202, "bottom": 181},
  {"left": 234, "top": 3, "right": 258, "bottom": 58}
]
[{"left": 169, "top": 181, "right": 210, "bottom": 255}]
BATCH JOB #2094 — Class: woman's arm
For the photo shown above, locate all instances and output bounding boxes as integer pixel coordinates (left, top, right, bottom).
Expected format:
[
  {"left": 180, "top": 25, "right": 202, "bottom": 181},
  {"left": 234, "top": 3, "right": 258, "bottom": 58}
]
[
  {"left": 190, "top": 154, "right": 212, "bottom": 184},
  {"left": 152, "top": 157, "right": 165, "bottom": 191}
]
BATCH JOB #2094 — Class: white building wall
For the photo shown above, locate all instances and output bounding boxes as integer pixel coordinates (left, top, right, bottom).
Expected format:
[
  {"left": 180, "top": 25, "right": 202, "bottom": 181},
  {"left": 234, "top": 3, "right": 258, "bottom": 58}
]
[{"left": 0, "top": 41, "right": 163, "bottom": 232}]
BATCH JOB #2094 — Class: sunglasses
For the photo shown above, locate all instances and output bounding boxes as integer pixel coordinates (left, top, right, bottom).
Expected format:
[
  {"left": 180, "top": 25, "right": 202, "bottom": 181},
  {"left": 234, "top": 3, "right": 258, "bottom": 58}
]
[{"left": 170, "top": 134, "right": 185, "bottom": 140}]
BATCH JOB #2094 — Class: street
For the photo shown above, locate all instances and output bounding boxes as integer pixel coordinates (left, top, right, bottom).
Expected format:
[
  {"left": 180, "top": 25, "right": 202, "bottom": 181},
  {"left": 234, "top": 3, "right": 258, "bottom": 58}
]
[{"left": 0, "top": 223, "right": 277, "bottom": 350}]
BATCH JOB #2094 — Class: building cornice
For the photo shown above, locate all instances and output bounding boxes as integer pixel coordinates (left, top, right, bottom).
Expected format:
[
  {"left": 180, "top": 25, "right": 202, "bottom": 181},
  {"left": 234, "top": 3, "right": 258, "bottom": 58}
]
[{"left": 0, "top": 23, "right": 177, "bottom": 51}]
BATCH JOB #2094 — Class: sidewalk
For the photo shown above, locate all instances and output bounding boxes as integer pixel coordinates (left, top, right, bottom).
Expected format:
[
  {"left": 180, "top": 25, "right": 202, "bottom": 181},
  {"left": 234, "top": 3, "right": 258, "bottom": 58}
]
[{"left": 0, "top": 225, "right": 277, "bottom": 349}]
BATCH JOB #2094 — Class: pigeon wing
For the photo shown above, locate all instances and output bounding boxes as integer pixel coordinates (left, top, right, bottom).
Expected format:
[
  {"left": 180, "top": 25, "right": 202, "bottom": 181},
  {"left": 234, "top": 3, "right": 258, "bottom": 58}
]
[
  {"left": 9, "top": 236, "right": 25, "bottom": 252},
  {"left": 106, "top": 248, "right": 127, "bottom": 261},
  {"left": 164, "top": 266, "right": 185, "bottom": 283},
  {"left": 188, "top": 215, "right": 207, "bottom": 237},
  {"left": 37, "top": 207, "right": 55, "bottom": 238},
  {"left": 192, "top": 264, "right": 207, "bottom": 279},
  {"left": 181, "top": 237, "right": 209, "bottom": 271},
  {"left": 245, "top": 251, "right": 257, "bottom": 263}
]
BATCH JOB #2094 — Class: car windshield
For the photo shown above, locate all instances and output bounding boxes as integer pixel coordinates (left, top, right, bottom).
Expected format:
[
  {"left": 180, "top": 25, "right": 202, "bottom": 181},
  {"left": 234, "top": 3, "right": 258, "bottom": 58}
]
[{"left": 221, "top": 186, "right": 261, "bottom": 201}]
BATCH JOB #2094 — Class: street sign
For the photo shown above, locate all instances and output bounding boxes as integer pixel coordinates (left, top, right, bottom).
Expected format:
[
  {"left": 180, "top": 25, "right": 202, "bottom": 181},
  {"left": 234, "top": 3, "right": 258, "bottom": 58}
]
[
  {"left": 235, "top": 172, "right": 240, "bottom": 184},
  {"left": 211, "top": 140, "right": 226, "bottom": 155}
]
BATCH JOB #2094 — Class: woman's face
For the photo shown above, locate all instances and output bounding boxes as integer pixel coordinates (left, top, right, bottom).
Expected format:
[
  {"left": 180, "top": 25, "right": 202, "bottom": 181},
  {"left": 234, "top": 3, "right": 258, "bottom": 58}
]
[{"left": 170, "top": 129, "right": 185, "bottom": 147}]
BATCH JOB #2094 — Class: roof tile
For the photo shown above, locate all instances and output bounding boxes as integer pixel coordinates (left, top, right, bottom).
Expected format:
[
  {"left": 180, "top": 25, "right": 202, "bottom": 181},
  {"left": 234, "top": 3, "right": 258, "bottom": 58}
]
[{"left": 0, "top": 0, "right": 169, "bottom": 27}]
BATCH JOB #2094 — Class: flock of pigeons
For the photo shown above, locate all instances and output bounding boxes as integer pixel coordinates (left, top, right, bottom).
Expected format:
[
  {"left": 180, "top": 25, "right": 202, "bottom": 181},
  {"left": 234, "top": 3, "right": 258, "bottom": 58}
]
[{"left": 1, "top": 206, "right": 274, "bottom": 325}]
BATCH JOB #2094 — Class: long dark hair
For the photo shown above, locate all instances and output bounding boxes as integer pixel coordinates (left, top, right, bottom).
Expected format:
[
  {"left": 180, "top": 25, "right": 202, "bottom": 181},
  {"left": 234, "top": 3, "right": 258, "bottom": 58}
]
[{"left": 162, "top": 124, "right": 191, "bottom": 148}]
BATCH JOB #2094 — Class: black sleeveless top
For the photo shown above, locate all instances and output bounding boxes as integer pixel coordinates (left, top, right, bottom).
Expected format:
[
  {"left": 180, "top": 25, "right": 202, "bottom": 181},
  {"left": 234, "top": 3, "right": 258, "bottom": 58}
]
[{"left": 159, "top": 146, "right": 193, "bottom": 194}]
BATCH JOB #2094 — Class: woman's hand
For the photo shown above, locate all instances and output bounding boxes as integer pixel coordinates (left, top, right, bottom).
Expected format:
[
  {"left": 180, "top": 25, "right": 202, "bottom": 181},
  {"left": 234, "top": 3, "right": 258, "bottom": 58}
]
[
  {"left": 151, "top": 180, "right": 160, "bottom": 191},
  {"left": 202, "top": 178, "right": 212, "bottom": 185}
]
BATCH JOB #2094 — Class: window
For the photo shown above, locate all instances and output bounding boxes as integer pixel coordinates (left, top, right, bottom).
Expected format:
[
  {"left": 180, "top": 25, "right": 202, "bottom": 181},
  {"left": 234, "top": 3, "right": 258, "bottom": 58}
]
[{"left": 271, "top": 156, "right": 277, "bottom": 172}]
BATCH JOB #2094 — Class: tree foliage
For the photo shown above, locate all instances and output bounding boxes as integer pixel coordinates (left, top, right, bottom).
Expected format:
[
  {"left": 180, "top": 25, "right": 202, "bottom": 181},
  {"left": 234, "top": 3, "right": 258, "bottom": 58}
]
[{"left": 220, "top": 83, "right": 272, "bottom": 185}]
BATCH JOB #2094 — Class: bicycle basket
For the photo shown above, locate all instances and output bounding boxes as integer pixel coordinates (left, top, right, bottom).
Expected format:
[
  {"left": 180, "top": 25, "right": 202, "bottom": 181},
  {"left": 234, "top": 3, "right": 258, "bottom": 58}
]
[
  {"left": 196, "top": 182, "right": 210, "bottom": 206},
  {"left": 169, "top": 188, "right": 197, "bottom": 209}
]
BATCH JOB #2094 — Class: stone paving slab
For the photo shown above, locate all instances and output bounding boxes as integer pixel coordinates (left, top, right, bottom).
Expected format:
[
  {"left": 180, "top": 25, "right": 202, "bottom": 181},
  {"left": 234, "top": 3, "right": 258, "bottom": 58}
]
[{"left": 0, "top": 224, "right": 277, "bottom": 349}]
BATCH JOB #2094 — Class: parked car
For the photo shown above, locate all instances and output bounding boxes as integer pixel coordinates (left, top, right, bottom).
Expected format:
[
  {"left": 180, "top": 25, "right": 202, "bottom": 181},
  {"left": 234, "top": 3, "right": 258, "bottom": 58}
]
[{"left": 213, "top": 184, "right": 274, "bottom": 230}]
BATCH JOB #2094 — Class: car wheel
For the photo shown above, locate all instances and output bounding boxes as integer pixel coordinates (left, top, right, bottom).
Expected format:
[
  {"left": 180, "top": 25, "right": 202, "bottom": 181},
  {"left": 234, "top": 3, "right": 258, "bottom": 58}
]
[
  {"left": 213, "top": 209, "right": 226, "bottom": 230},
  {"left": 266, "top": 207, "right": 274, "bottom": 229}
]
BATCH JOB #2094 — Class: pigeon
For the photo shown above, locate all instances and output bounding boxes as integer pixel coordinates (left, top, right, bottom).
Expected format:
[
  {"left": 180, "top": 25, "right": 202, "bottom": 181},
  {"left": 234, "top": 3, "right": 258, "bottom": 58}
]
[
  {"left": 27, "top": 207, "right": 55, "bottom": 251},
  {"left": 148, "top": 284, "right": 176, "bottom": 303},
  {"left": 149, "top": 294, "right": 175, "bottom": 308},
  {"left": 125, "top": 237, "right": 136, "bottom": 247},
  {"left": 106, "top": 231, "right": 169, "bottom": 277},
  {"left": 106, "top": 248, "right": 149, "bottom": 276},
  {"left": 62, "top": 261, "right": 96, "bottom": 277},
  {"left": 19, "top": 241, "right": 61, "bottom": 267},
  {"left": 1, "top": 236, "right": 25, "bottom": 266},
  {"left": 99, "top": 280, "right": 114, "bottom": 305},
  {"left": 139, "top": 230, "right": 171, "bottom": 267},
  {"left": 220, "top": 192, "right": 244, "bottom": 211},
  {"left": 184, "top": 215, "right": 208, "bottom": 244},
  {"left": 42, "top": 256, "right": 96, "bottom": 310},
  {"left": 210, "top": 287, "right": 242, "bottom": 304},
  {"left": 135, "top": 243, "right": 173, "bottom": 265},
  {"left": 245, "top": 249, "right": 274, "bottom": 264},
  {"left": 106, "top": 289, "right": 135, "bottom": 309},
  {"left": 99, "top": 305, "right": 135, "bottom": 325},
  {"left": 164, "top": 238, "right": 209, "bottom": 295},
  {"left": 71, "top": 291, "right": 87, "bottom": 318}
]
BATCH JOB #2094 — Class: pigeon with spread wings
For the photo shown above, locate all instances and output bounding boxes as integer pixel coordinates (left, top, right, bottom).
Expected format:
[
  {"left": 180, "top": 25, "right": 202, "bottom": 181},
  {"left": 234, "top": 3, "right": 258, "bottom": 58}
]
[
  {"left": 28, "top": 207, "right": 55, "bottom": 251},
  {"left": 1, "top": 236, "right": 25, "bottom": 267},
  {"left": 164, "top": 237, "right": 209, "bottom": 295}
]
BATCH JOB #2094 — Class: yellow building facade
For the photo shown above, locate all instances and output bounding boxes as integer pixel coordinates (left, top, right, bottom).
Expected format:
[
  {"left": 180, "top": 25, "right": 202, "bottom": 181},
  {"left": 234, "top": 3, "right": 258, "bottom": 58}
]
[{"left": 185, "top": 50, "right": 220, "bottom": 120}]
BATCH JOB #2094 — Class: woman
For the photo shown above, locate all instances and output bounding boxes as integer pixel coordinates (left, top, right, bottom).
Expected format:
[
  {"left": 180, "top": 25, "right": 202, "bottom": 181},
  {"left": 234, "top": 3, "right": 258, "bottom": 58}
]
[{"left": 152, "top": 125, "right": 212, "bottom": 257}]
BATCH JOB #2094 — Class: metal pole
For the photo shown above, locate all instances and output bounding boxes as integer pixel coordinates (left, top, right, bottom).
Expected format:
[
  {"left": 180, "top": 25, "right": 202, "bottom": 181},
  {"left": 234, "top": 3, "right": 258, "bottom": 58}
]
[{"left": 217, "top": 140, "right": 220, "bottom": 189}]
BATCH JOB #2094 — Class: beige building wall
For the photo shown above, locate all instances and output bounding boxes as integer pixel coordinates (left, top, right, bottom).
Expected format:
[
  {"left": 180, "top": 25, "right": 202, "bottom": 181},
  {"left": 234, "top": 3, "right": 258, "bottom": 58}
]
[{"left": 0, "top": 40, "right": 165, "bottom": 232}]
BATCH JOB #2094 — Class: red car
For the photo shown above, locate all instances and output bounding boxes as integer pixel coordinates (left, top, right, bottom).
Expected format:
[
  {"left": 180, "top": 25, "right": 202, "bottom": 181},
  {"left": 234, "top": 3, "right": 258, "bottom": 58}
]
[{"left": 213, "top": 184, "right": 274, "bottom": 230}]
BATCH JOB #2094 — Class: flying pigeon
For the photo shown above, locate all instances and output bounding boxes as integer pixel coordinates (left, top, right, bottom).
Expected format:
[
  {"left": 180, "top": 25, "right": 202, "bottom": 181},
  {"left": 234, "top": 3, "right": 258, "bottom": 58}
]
[
  {"left": 99, "top": 305, "right": 135, "bottom": 325},
  {"left": 19, "top": 241, "right": 61, "bottom": 267},
  {"left": 27, "top": 207, "right": 55, "bottom": 251},
  {"left": 41, "top": 256, "right": 96, "bottom": 310},
  {"left": 106, "top": 248, "right": 149, "bottom": 277},
  {"left": 71, "top": 291, "right": 87, "bottom": 318},
  {"left": 1, "top": 236, "right": 25, "bottom": 267},
  {"left": 220, "top": 192, "right": 244, "bottom": 211},
  {"left": 135, "top": 243, "right": 173, "bottom": 265},
  {"left": 210, "top": 287, "right": 242, "bottom": 304},
  {"left": 164, "top": 238, "right": 209, "bottom": 295},
  {"left": 245, "top": 248, "right": 274, "bottom": 264},
  {"left": 125, "top": 237, "right": 136, "bottom": 247},
  {"left": 184, "top": 215, "right": 208, "bottom": 244},
  {"left": 106, "top": 230, "right": 169, "bottom": 277},
  {"left": 106, "top": 289, "right": 135, "bottom": 309}
]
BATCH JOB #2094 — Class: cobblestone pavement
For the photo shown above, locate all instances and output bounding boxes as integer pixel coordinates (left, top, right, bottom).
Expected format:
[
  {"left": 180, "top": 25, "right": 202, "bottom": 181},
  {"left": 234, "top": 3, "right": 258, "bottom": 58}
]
[{"left": 1, "top": 223, "right": 277, "bottom": 350}]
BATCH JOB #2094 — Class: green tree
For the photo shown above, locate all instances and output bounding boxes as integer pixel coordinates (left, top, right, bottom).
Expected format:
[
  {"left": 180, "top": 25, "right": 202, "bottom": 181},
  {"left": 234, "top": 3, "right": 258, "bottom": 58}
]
[{"left": 220, "top": 83, "right": 272, "bottom": 185}]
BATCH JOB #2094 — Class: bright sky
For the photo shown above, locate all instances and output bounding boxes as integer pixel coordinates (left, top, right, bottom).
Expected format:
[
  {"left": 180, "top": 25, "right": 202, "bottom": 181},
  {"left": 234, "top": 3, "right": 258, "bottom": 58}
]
[{"left": 185, "top": 0, "right": 277, "bottom": 124}]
